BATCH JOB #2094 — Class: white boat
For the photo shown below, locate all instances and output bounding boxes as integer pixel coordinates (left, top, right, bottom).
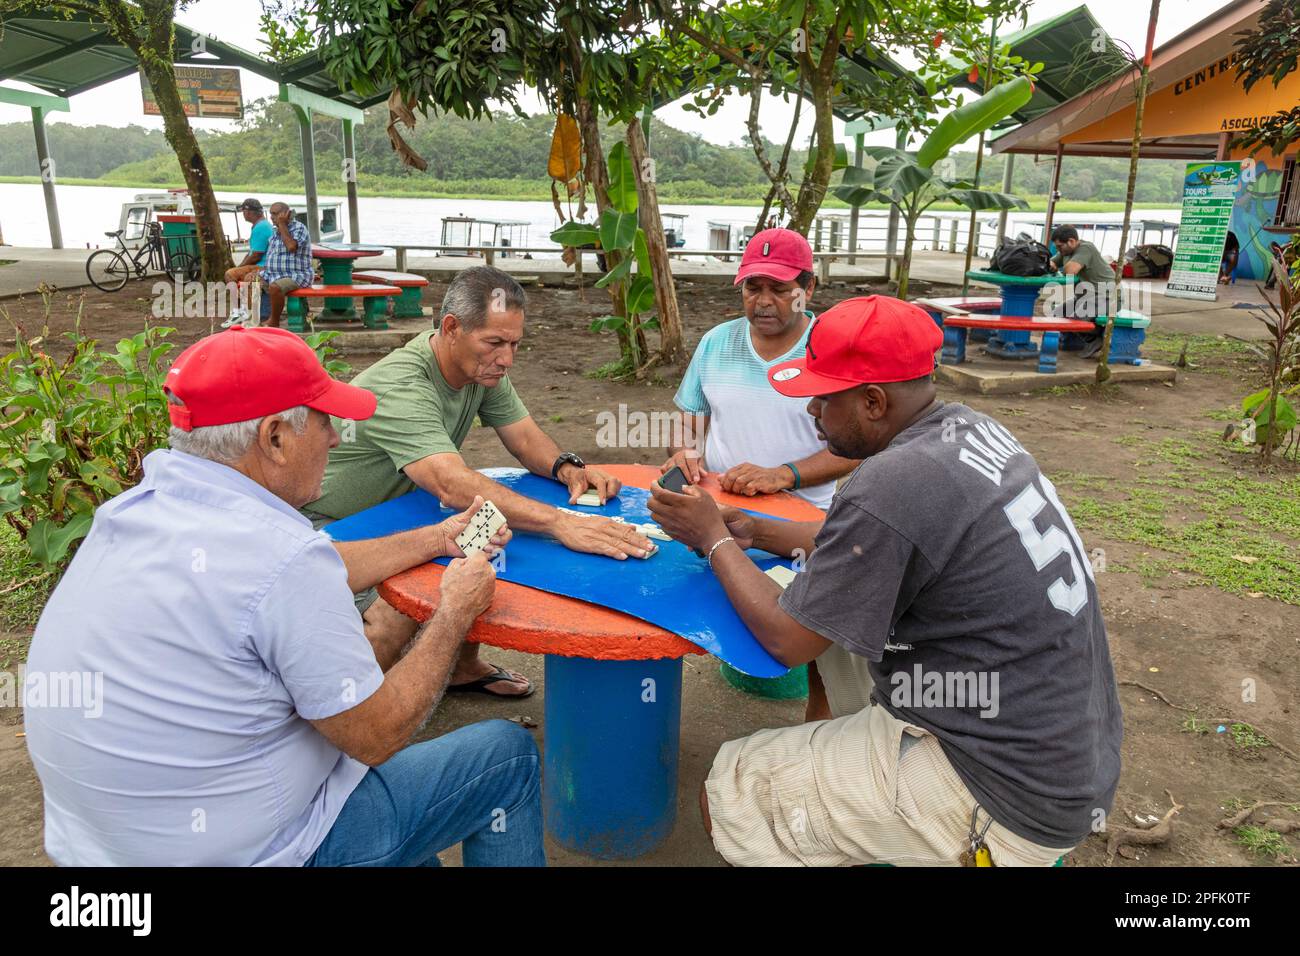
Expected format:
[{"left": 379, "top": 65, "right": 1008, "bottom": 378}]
[
  {"left": 661, "top": 212, "right": 687, "bottom": 248},
  {"left": 438, "top": 216, "right": 531, "bottom": 257},
  {"left": 114, "top": 190, "right": 344, "bottom": 248}
]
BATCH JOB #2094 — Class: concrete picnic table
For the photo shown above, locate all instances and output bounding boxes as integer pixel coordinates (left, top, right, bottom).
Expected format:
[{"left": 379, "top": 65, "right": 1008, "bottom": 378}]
[
  {"left": 311, "top": 243, "right": 386, "bottom": 320},
  {"left": 965, "top": 269, "right": 1072, "bottom": 360},
  {"left": 374, "top": 463, "right": 822, "bottom": 860}
]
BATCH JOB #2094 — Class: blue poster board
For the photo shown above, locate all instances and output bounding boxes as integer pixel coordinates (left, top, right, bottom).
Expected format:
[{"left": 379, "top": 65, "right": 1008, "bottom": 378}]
[{"left": 324, "top": 468, "right": 795, "bottom": 677}]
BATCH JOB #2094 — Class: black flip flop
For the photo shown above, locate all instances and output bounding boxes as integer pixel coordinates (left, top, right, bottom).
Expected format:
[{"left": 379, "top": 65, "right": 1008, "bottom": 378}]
[{"left": 447, "top": 664, "right": 535, "bottom": 699}]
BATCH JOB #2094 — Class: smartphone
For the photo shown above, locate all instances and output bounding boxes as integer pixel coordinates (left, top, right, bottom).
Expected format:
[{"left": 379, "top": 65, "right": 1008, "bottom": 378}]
[{"left": 659, "top": 465, "right": 689, "bottom": 494}]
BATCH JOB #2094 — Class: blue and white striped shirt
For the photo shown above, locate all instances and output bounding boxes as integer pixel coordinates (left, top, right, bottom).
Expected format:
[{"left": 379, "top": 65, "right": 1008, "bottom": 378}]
[{"left": 260, "top": 218, "right": 314, "bottom": 287}]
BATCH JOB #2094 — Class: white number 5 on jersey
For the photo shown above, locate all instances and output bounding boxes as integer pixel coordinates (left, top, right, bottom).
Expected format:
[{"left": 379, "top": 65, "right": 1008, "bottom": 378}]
[{"left": 1003, "top": 475, "right": 1093, "bottom": 616}]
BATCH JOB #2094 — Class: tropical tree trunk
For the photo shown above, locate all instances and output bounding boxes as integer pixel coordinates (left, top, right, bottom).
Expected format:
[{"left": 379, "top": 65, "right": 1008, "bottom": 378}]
[
  {"left": 897, "top": 219, "right": 918, "bottom": 300},
  {"left": 576, "top": 95, "right": 642, "bottom": 364},
  {"left": 1099, "top": 0, "right": 1160, "bottom": 384},
  {"left": 787, "top": 76, "right": 835, "bottom": 236},
  {"left": 625, "top": 119, "right": 684, "bottom": 367},
  {"left": 95, "top": 0, "right": 232, "bottom": 281},
  {"left": 139, "top": 59, "right": 232, "bottom": 281}
]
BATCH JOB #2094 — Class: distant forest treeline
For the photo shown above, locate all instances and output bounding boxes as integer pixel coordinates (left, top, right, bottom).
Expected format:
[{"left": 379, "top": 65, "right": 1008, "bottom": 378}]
[{"left": 0, "top": 99, "right": 1190, "bottom": 205}]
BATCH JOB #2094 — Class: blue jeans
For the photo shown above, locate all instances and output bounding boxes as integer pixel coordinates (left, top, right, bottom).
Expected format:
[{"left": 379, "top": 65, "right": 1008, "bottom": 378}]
[{"left": 306, "top": 719, "right": 546, "bottom": 867}]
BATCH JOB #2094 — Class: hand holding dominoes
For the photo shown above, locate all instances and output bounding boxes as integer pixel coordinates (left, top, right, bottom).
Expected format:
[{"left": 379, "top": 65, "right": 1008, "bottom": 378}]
[{"left": 445, "top": 497, "right": 511, "bottom": 558}]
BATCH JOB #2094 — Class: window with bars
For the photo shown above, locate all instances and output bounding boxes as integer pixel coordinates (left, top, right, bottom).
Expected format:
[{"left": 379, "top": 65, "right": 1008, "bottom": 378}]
[{"left": 1277, "top": 157, "right": 1300, "bottom": 228}]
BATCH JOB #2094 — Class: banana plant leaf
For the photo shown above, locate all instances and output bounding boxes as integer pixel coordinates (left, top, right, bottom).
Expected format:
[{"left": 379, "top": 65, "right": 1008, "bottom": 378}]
[
  {"left": 941, "top": 187, "right": 1030, "bottom": 211},
  {"left": 916, "top": 76, "right": 1034, "bottom": 169},
  {"left": 606, "top": 142, "right": 639, "bottom": 215}
]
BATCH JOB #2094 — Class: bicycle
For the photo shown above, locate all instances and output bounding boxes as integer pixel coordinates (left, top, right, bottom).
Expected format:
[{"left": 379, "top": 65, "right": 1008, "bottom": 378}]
[{"left": 85, "top": 221, "right": 201, "bottom": 293}]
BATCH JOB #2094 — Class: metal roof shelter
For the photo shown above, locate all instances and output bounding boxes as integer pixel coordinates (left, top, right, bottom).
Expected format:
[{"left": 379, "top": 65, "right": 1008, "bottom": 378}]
[
  {"left": 0, "top": 9, "right": 368, "bottom": 247},
  {"left": 988, "top": 0, "right": 1272, "bottom": 240}
]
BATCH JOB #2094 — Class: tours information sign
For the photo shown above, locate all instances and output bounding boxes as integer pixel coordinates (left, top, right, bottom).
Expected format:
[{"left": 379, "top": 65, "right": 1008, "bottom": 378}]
[{"left": 1166, "top": 161, "right": 1241, "bottom": 300}]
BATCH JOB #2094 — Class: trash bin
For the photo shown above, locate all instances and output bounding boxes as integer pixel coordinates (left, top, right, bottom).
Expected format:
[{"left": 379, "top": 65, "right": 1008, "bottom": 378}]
[{"left": 156, "top": 214, "right": 199, "bottom": 266}]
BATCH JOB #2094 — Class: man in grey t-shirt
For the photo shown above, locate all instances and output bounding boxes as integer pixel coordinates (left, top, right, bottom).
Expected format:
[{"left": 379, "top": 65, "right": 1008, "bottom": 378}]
[{"left": 649, "top": 295, "right": 1122, "bottom": 867}]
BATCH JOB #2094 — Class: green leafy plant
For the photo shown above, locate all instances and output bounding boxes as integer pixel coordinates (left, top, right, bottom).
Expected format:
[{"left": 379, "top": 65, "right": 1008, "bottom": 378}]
[
  {"left": 0, "top": 299, "right": 175, "bottom": 569},
  {"left": 833, "top": 76, "right": 1033, "bottom": 298},
  {"left": 551, "top": 141, "right": 658, "bottom": 377},
  {"left": 303, "top": 329, "right": 353, "bottom": 380},
  {"left": 1227, "top": 259, "right": 1300, "bottom": 460}
]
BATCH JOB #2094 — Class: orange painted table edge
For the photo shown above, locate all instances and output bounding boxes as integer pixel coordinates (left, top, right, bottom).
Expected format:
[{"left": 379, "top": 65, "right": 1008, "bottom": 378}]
[{"left": 378, "top": 463, "right": 823, "bottom": 661}]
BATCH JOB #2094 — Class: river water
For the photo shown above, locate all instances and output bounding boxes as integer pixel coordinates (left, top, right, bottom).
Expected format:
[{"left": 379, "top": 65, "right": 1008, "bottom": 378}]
[{"left": 0, "top": 182, "right": 1181, "bottom": 259}]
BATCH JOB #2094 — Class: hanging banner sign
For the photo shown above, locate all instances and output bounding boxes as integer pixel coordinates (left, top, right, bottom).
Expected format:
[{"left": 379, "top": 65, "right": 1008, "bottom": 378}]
[
  {"left": 1166, "top": 160, "right": 1241, "bottom": 301},
  {"left": 141, "top": 66, "right": 243, "bottom": 119}
]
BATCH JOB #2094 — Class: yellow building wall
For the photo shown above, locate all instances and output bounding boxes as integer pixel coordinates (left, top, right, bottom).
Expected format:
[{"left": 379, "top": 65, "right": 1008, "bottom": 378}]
[{"left": 1066, "top": 52, "right": 1300, "bottom": 143}]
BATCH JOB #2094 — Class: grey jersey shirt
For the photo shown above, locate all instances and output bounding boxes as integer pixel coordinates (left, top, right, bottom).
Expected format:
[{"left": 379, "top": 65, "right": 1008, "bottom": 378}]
[{"left": 779, "top": 402, "right": 1122, "bottom": 847}]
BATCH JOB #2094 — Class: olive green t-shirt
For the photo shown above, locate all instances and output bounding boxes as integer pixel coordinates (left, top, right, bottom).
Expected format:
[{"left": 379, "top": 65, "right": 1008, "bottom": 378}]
[
  {"left": 1052, "top": 240, "right": 1112, "bottom": 286},
  {"left": 308, "top": 330, "right": 530, "bottom": 519}
]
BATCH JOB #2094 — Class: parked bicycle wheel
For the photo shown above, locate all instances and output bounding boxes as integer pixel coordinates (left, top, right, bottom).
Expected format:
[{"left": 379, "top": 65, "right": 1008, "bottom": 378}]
[
  {"left": 86, "top": 249, "right": 131, "bottom": 292},
  {"left": 168, "top": 252, "right": 201, "bottom": 284}
]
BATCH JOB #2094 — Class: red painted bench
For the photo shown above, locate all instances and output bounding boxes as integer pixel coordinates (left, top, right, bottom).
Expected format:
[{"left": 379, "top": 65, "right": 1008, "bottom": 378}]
[
  {"left": 353, "top": 270, "right": 430, "bottom": 320},
  {"left": 942, "top": 315, "right": 1094, "bottom": 373},
  {"left": 284, "top": 283, "right": 400, "bottom": 333}
]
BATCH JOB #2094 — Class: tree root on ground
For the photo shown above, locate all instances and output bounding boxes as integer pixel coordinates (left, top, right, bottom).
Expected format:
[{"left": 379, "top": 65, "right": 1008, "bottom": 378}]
[
  {"left": 1106, "top": 790, "right": 1182, "bottom": 864},
  {"left": 1217, "top": 800, "right": 1300, "bottom": 831},
  {"left": 1118, "top": 678, "right": 1298, "bottom": 760}
]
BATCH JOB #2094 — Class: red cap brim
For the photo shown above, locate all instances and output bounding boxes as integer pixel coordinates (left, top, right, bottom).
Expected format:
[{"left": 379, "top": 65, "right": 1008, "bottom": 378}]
[
  {"left": 308, "top": 379, "right": 377, "bottom": 421},
  {"left": 734, "top": 261, "right": 804, "bottom": 285},
  {"left": 767, "top": 357, "right": 863, "bottom": 397}
]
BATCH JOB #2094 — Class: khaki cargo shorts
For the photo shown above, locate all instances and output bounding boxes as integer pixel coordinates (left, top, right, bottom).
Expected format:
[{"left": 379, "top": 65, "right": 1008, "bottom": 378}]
[{"left": 704, "top": 642, "right": 1072, "bottom": 867}]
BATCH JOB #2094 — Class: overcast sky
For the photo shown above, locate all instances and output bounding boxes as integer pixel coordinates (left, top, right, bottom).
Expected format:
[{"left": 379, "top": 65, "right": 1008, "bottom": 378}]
[{"left": 1, "top": 0, "right": 1232, "bottom": 151}]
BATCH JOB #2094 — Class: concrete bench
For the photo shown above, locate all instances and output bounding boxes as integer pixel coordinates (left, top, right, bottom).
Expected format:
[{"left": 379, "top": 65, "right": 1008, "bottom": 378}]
[
  {"left": 285, "top": 283, "right": 401, "bottom": 333},
  {"left": 353, "top": 270, "right": 430, "bottom": 321},
  {"left": 915, "top": 297, "right": 1003, "bottom": 340},
  {"left": 942, "top": 315, "right": 1095, "bottom": 374}
]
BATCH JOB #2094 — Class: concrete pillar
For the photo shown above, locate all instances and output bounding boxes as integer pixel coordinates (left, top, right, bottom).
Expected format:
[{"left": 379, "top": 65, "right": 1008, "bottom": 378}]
[
  {"left": 292, "top": 105, "right": 321, "bottom": 242},
  {"left": 31, "top": 106, "right": 62, "bottom": 249},
  {"left": 1043, "top": 143, "right": 1065, "bottom": 245},
  {"left": 847, "top": 132, "right": 864, "bottom": 265},
  {"left": 343, "top": 118, "right": 360, "bottom": 242},
  {"left": 996, "top": 153, "right": 1016, "bottom": 245},
  {"left": 885, "top": 127, "right": 906, "bottom": 278}
]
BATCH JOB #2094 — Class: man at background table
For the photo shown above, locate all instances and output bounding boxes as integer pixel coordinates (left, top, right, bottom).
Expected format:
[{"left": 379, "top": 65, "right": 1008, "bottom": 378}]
[
  {"left": 25, "top": 327, "right": 542, "bottom": 866},
  {"left": 663, "top": 228, "right": 858, "bottom": 511},
  {"left": 259, "top": 201, "right": 314, "bottom": 329},
  {"left": 308, "top": 266, "right": 653, "bottom": 699},
  {"left": 649, "top": 295, "right": 1122, "bottom": 867},
  {"left": 222, "top": 197, "right": 274, "bottom": 327},
  {"left": 1048, "top": 225, "right": 1117, "bottom": 358}
]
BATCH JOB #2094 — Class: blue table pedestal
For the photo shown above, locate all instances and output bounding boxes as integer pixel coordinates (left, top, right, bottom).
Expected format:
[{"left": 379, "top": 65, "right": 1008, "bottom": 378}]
[
  {"left": 543, "top": 654, "right": 683, "bottom": 859},
  {"left": 987, "top": 283, "right": 1044, "bottom": 359}
]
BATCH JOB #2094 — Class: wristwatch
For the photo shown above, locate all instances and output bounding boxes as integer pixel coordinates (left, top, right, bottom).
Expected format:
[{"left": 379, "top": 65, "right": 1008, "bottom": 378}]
[{"left": 551, "top": 452, "right": 585, "bottom": 479}]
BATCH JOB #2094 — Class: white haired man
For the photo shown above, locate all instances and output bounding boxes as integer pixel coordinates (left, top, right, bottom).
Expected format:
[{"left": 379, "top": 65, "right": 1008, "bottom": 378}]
[{"left": 24, "top": 327, "right": 545, "bottom": 866}]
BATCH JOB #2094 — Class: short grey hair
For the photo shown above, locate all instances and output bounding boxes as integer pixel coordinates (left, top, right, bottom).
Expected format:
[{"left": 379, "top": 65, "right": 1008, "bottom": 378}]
[
  {"left": 441, "top": 266, "right": 526, "bottom": 331},
  {"left": 169, "top": 405, "right": 310, "bottom": 463}
]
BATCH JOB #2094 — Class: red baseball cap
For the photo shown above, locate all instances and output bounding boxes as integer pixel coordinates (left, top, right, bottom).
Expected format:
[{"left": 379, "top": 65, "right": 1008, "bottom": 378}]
[
  {"left": 734, "top": 228, "right": 813, "bottom": 285},
  {"left": 165, "top": 326, "right": 377, "bottom": 431},
  {"left": 767, "top": 296, "right": 942, "bottom": 396}
]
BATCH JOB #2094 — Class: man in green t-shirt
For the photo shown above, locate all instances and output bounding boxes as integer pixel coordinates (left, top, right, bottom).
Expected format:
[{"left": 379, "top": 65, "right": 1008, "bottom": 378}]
[
  {"left": 1048, "top": 225, "right": 1119, "bottom": 358},
  {"left": 308, "top": 266, "right": 652, "bottom": 698}
]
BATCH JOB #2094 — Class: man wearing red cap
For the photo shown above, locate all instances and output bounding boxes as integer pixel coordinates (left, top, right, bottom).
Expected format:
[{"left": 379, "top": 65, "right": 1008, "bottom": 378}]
[
  {"left": 663, "top": 227, "right": 858, "bottom": 510},
  {"left": 24, "top": 326, "right": 545, "bottom": 867},
  {"left": 650, "top": 296, "right": 1122, "bottom": 867}
]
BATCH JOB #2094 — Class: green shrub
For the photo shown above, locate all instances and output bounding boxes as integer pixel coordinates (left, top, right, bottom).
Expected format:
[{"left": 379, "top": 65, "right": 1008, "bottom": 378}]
[{"left": 0, "top": 298, "right": 175, "bottom": 569}]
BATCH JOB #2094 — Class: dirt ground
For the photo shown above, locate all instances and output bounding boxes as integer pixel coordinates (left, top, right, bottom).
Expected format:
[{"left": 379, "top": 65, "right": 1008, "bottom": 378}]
[{"left": 1, "top": 274, "right": 1296, "bottom": 867}]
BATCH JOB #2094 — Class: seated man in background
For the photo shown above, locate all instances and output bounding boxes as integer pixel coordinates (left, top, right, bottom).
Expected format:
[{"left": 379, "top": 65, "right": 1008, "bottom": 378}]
[
  {"left": 222, "top": 198, "right": 273, "bottom": 327},
  {"left": 259, "top": 202, "right": 315, "bottom": 328},
  {"left": 1048, "top": 225, "right": 1117, "bottom": 358},
  {"left": 308, "top": 266, "right": 653, "bottom": 699},
  {"left": 25, "top": 327, "right": 542, "bottom": 867},
  {"left": 663, "top": 228, "right": 858, "bottom": 511},
  {"left": 649, "top": 296, "right": 1122, "bottom": 867}
]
